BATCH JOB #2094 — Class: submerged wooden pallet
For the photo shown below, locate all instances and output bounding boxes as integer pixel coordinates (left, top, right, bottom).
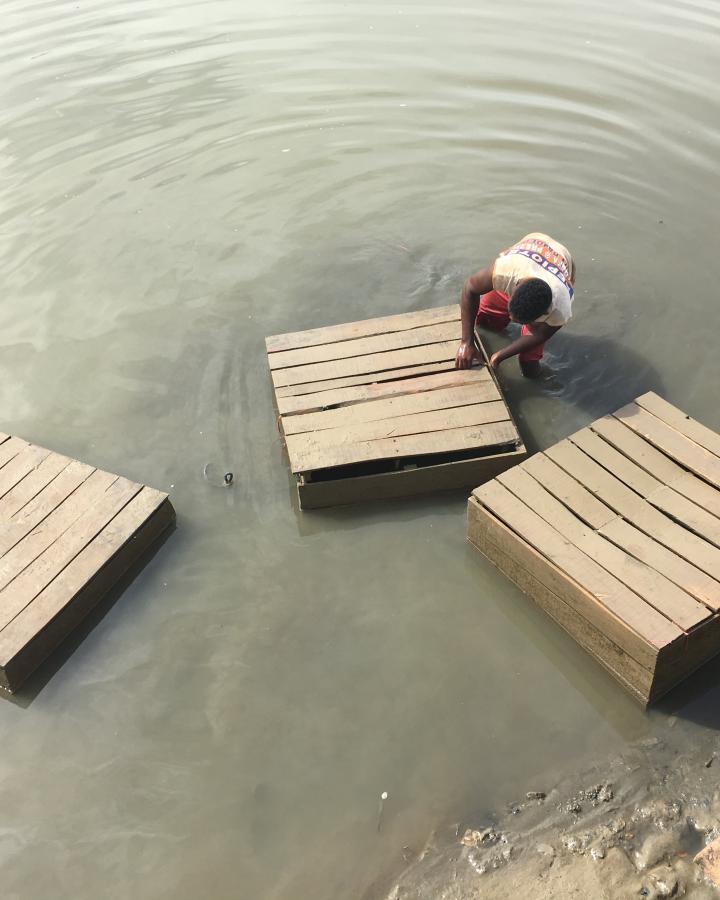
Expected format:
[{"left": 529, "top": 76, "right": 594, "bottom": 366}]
[
  {"left": 468, "top": 392, "right": 720, "bottom": 706},
  {"left": 0, "top": 433, "right": 175, "bottom": 693},
  {"left": 266, "top": 304, "right": 526, "bottom": 508}
]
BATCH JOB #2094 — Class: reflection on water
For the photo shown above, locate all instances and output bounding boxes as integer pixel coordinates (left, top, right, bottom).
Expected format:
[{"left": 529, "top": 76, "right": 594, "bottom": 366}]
[{"left": 1, "top": 0, "right": 720, "bottom": 897}]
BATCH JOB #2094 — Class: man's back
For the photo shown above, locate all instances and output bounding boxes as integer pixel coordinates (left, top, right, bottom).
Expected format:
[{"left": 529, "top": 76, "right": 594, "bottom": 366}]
[
  {"left": 492, "top": 233, "right": 574, "bottom": 328},
  {"left": 455, "top": 233, "right": 576, "bottom": 378}
]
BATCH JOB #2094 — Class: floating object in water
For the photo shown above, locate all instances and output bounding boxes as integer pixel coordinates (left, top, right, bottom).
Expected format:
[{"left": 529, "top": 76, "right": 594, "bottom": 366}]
[
  {"left": 266, "top": 305, "right": 525, "bottom": 509},
  {"left": 0, "top": 431, "right": 175, "bottom": 694},
  {"left": 377, "top": 791, "right": 388, "bottom": 833},
  {"left": 203, "top": 463, "right": 234, "bottom": 487},
  {"left": 469, "top": 391, "right": 720, "bottom": 707}
]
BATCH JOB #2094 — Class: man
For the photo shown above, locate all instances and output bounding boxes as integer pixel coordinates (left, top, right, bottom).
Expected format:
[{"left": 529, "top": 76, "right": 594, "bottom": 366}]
[{"left": 455, "top": 232, "right": 576, "bottom": 378}]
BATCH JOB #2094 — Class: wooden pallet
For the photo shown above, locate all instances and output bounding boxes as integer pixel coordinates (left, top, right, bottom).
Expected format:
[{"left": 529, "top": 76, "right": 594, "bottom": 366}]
[
  {"left": 266, "top": 305, "right": 526, "bottom": 509},
  {"left": 467, "top": 392, "right": 720, "bottom": 706},
  {"left": 0, "top": 433, "right": 175, "bottom": 693}
]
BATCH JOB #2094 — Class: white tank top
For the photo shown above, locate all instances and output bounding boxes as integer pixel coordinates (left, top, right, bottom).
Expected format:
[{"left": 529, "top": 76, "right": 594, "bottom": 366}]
[{"left": 492, "top": 233, "right": 574, "bottom": 327}]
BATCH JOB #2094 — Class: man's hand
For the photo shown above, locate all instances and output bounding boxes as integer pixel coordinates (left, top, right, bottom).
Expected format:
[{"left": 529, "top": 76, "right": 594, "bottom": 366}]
[
  {"left": 458, "top": 265, "right": 494, "bottom": 367},
  {"left": 489, "top": 351, "right": 503, "bottom": 370},
  {"left": 455, "top": 341, "right": 481, "bottom": 369}
]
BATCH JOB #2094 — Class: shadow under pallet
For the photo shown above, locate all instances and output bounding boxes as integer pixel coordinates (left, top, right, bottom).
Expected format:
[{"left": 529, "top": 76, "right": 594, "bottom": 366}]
[{"left": 266, "top": 304, "right": 526, "bottom": 509}]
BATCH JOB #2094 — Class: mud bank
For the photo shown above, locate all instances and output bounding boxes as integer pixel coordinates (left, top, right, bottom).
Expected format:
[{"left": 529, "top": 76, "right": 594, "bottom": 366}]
[{"left": 382, "top": 732, "right": 720, "bottom": 899}]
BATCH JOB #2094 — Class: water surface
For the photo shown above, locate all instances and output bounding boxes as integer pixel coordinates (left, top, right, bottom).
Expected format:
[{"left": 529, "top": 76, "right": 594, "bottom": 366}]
[{"left": 1, "top": 0, "right": 720, "bottom": 897}]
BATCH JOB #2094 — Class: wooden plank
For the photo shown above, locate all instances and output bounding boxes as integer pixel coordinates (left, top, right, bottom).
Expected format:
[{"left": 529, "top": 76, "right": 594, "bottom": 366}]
[
  {"left": 568, "top": 428, "right": 661, "bottom": 497},
  {"left": 268, "top": 321, "right": 460, "bottom": 370},
  {"left": 0, "top": 468, "right": 115, "bottom": 584},
  {"left": 524, "top": 435, "right": 720, "bottom": 581},
  {"left": 0, "top": 437, "right": 29, "bottom": 470},
  {"left": 287, "top": 401, "right": 510, "bottom": 460},
  {"left": 647, "top": 485, "right": 720, "bottom": 547},
  {"left": 12, "top": 461, "right": 97, "bottom": 525},
  {"left": 273, "top": 360, "right": 459, "bottom": 398},
  {"left": 636, "top": 392, "right": 720, "bottom": 458},
  {"left": 473, "top": 481, "right": 681, "bottom": 649},
  {"left": 282, "top": 381, "right": 501, "bottom": 435},
  {"left": 298, "top": 448, "right": 527, "bottom": 509},
  {"left": 0, "top": 444, "right": 52, "bottom": 501},
  {"left": 0, "top": 452, "right": 73, "bottom": 519},
  {"left": 467, "top": 500, "right": 653, "bottom": 702},
  {"left": 521, "top": 453, "right": 617, "bottom": 529},
  {"left": 544, "top": 440, "right": 644, "bottom": 516},
  {"left": 617, "top": 500, "right": 720, "bottom": 581},
  {"left": 276, "top": 368, "right": 491, "bottom": 416},
  {"left": 288, "top": 419, "right": 519, "bottom": 474},
  {"left": 1, "top": 460, "right": 95, "bottom": 546},
  {"left": 0, "top": 461, "right": 96, "bottom": 562},
  {"left": 466, "top": 496, "right": 657, "bottom": 672},
  {"left": 588, "top": 417, "right": 720, "bottom": 518},
  {"left": 591, "top": 415, "right": 686, "bottom": 484},
  {"left": 271, "top": 340, "right": 458, "bottom": 389},
  {"left": 615, "top": 403, "right": 720, "bottom": 488},
  {"left": 497, "top": 468, "right": 709, "bottom": 631},
  {"left": 669, "top": 472, "right": 720, "bottom": 519},
  {"left": 0, "top": 494, "right": 175, "bottom": 689},
  {"left": 265, "top": 304, "right": 459, "bottom": 353},
  {"left": 0, "top": 476, "right": 143, "bottom": 632},
  {"left": 600, "top": 518, "right": 720, "bottom": 610}
]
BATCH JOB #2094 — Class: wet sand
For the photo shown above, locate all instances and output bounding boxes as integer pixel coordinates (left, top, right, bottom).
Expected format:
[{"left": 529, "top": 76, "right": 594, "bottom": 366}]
[{"left": 383, "top": 727, "right": 720, "bottom": 899}]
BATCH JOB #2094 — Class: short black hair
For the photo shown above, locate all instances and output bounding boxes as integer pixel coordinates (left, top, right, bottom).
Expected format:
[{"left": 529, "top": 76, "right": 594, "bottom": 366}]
[{"left": 508, "top": 278, "right": 552, "bottom": 324}]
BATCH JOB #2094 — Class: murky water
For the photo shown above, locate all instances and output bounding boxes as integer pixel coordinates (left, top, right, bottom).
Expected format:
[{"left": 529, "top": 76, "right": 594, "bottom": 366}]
[{"left": 1, "top": 0, "right": 720, "bottom": 897}]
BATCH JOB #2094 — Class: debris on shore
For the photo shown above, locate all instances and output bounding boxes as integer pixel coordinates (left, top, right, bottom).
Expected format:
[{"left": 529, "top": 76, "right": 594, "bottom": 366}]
[{"left": 383, "top": 734, "right": 720, "bottom": 899}]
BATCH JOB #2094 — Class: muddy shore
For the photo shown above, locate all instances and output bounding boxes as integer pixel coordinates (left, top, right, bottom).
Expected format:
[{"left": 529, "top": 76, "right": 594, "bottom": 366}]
[{"left": 380, "top": 729, "right": 720, "bottom": 899}]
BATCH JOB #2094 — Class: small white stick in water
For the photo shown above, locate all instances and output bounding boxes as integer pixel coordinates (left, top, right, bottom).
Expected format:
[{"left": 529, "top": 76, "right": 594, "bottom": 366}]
[{"left": 377, "top": 791, "right": 389, "bottom": 832}]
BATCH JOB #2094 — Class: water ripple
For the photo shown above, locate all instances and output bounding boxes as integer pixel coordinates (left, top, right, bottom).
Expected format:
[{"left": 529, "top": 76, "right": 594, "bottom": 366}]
[{"left": 1, "top": 2, "right": 720, "bottom": 897}]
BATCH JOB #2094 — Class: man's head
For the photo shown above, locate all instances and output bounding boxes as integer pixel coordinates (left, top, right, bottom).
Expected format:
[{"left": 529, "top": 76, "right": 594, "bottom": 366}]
[{"left": 508, "top": 278, "right": 552, "bottom": 324}]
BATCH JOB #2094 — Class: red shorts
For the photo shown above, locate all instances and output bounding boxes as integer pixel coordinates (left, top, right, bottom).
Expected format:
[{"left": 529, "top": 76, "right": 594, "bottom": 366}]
[{"left": 476, "top": 290, "right": 545, "bottom": 362}]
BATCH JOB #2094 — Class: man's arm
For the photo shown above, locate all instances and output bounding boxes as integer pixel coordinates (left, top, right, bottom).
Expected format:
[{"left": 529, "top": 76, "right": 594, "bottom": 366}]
[
  {"left": 455, "top": 265, "right": 494, "bottom": 369},
  {"left": 489, "top": 323, "right": 561, "bottom": 368}
]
